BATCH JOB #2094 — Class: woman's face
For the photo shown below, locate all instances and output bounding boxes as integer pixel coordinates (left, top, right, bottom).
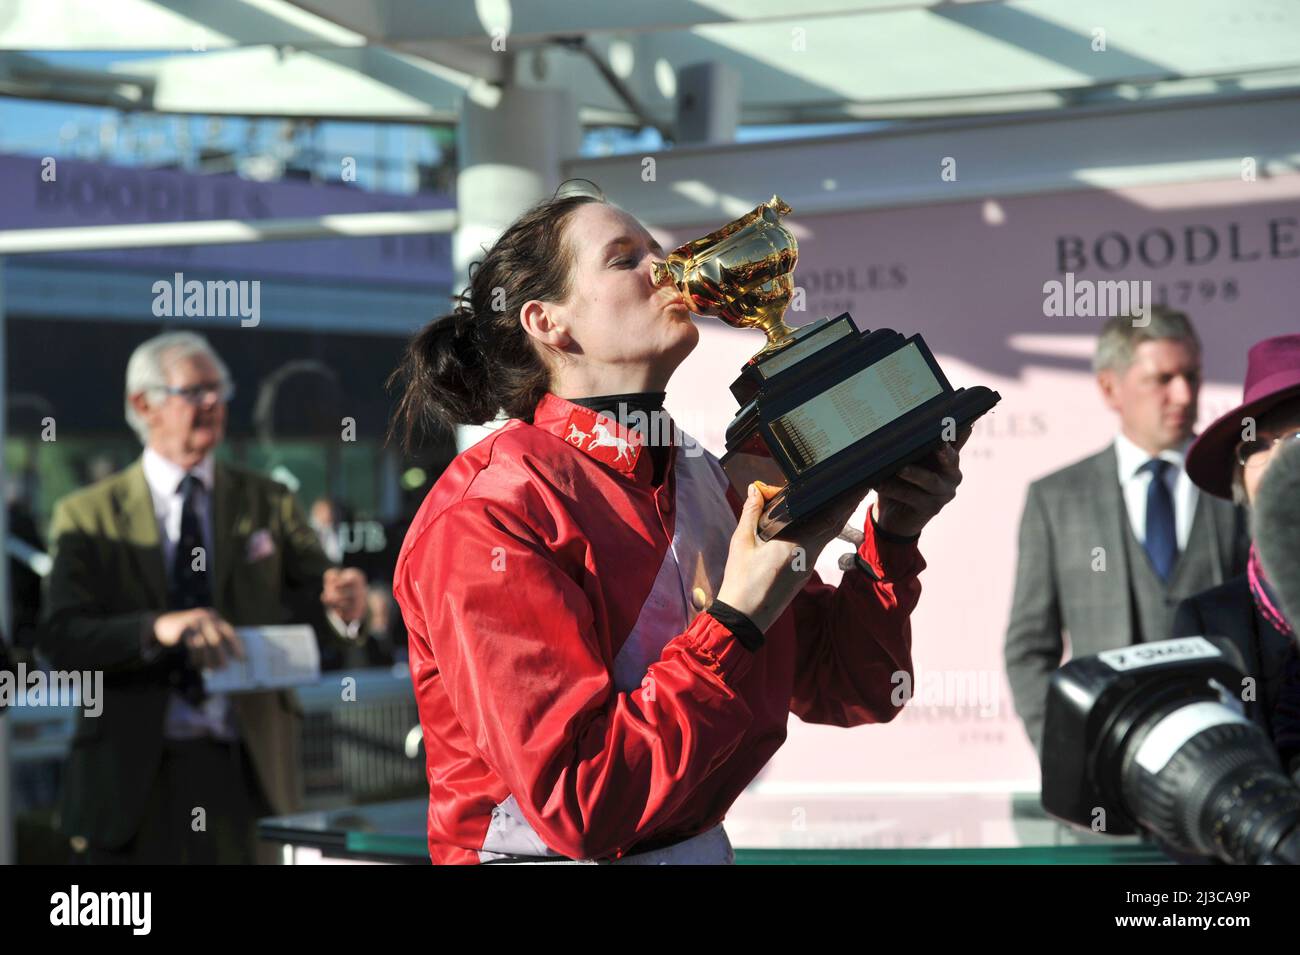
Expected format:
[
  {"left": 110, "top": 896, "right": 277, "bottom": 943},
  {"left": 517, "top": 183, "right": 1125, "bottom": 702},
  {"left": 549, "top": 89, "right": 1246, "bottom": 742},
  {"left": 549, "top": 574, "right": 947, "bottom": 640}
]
[
  {"left": 533, "top": 202, "right": 698, "bottom": 389},
  {"left": 1242, "top": 399, "right": 1300, "bottom": 506}
]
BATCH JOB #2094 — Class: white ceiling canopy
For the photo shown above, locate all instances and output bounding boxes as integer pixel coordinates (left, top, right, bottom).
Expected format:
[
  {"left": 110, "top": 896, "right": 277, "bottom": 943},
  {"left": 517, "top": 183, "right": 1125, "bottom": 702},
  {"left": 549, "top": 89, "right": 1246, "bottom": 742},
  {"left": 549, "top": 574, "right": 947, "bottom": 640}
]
[{"left": 0, "top": 0, "right": 1298, "bottom": 126}]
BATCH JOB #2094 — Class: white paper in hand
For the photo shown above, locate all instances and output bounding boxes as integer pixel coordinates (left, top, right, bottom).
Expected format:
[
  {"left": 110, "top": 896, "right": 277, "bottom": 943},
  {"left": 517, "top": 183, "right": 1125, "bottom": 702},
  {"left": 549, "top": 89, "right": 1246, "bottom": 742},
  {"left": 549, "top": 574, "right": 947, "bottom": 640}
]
[{"left": 203, "top": 625, "right": 321, "bottom": 694}]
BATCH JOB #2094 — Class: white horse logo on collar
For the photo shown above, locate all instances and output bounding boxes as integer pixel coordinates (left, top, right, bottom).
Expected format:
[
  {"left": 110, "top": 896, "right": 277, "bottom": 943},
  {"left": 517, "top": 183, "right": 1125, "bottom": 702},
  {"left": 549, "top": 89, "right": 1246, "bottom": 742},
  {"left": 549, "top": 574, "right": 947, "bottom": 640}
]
[
  {"left": 588, "top": 421, "right": 639, "bottom": 465},
  {"left": 565, "top": 422, "right": 590, "bottom": 447}
]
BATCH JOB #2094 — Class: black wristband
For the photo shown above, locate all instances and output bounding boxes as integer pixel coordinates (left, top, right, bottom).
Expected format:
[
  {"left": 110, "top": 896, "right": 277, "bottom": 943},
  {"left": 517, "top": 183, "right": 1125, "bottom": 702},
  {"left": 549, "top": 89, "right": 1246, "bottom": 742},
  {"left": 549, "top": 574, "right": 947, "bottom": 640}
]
[
  {"left": 871, "top": 512, "right": 920, "bottom": 545},
  {"left": 706, "top": 599, "right": 766, "bottom": 652}
]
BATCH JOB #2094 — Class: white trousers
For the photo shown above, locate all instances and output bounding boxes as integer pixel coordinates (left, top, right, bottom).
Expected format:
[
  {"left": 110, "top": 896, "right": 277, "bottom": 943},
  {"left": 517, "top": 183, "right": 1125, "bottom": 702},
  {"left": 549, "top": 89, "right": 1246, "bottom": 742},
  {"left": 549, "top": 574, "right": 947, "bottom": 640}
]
[{"left": 491, "top": 823, "right": 734, "bottom": 865}]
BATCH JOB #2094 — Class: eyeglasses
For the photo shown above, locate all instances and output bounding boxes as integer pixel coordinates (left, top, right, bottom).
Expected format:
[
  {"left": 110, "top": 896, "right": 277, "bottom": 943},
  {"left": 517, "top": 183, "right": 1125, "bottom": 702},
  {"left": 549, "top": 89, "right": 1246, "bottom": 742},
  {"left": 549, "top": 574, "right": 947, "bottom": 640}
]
[
  {"left": 1235, "top": 428, "right": 1300, "bottom": 468},
  {"left": 156, "top": 382, "right": 235, "bottom": 406}
]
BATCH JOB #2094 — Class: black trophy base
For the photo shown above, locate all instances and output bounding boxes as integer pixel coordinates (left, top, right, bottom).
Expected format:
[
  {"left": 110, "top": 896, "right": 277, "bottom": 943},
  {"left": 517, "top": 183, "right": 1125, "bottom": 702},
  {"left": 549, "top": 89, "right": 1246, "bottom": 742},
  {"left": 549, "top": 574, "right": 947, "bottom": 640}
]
[{"left": 719, "top": 314, "right": 1001, "bottom": 541}]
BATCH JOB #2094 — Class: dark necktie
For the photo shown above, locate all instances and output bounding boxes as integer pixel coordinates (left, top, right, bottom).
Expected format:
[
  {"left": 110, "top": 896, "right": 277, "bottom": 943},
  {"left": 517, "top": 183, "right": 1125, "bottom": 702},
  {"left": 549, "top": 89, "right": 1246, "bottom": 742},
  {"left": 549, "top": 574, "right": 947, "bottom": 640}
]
[
  {"left": 168, "top": 473, "right": 211, "bottom": 704},
  {"left": 1141, "top": 458, "right": 1177, "bottom": 582}
]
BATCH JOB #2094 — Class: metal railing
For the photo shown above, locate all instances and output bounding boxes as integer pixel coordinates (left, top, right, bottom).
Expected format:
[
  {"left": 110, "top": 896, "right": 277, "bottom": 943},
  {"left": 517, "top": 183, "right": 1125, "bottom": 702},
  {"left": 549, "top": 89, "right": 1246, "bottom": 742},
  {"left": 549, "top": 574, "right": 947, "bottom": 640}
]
[{"left": 8, "top": 665, "right": 426, "bottom": 818}]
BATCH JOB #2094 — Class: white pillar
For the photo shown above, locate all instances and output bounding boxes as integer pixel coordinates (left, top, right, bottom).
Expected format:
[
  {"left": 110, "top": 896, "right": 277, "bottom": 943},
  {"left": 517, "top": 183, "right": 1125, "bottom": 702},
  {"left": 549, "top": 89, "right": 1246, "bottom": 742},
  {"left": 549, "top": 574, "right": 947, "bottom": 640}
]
[
  {"left": 675, "top": 62, "right": 740, "bottom": 145},
  {"left": 453, "top": 84, "right": 581, "bottom": 452}
]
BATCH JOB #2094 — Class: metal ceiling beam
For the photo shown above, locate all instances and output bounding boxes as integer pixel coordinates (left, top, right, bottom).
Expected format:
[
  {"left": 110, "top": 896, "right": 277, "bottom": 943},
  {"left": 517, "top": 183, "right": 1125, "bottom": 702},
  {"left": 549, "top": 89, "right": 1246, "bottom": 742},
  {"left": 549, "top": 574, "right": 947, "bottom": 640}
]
[{"left": 0, "top": 208, "right": 458, "bottom": 255}]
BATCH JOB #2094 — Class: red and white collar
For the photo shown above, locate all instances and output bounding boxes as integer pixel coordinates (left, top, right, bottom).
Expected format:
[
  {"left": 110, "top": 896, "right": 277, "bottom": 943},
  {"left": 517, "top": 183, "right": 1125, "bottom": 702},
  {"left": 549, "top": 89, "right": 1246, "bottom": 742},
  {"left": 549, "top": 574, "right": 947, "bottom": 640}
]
[{"left": 531, "top": 392, "right": 674, "bottom": 483}]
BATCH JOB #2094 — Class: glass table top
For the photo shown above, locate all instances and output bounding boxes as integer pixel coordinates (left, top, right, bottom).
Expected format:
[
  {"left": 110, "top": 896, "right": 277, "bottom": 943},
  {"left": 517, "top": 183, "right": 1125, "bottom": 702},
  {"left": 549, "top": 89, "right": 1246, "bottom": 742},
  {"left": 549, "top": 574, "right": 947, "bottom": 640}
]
[{"left": 259, "top": 793, "right": 1169, "bottom": 864}]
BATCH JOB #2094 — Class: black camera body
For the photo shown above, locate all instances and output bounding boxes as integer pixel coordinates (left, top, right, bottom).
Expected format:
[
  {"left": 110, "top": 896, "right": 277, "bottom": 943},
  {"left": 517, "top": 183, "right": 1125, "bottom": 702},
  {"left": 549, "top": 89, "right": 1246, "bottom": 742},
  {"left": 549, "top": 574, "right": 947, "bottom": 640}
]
[{"left": 1041, "top": 636, "right": 1251, "bottom": 835}]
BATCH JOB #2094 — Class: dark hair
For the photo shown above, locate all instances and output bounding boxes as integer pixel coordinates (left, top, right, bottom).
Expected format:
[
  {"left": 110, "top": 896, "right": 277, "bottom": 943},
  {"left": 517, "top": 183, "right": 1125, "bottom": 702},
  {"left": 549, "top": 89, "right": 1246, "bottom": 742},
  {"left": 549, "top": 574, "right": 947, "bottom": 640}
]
[{"left": 388, "top": 190, "right": 604, "bottom": 450}]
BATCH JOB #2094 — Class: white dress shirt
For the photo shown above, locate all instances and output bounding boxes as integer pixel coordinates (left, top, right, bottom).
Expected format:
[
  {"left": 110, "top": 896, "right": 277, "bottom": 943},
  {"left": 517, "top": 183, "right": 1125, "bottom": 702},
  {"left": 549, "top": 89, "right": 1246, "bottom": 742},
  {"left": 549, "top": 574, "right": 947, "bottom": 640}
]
[
  {"left": 1113, "top": 432, "right": 1198, "bottom": 553},
  {"left": 141, "top": 447, "right": 237, "bottom": 741}
]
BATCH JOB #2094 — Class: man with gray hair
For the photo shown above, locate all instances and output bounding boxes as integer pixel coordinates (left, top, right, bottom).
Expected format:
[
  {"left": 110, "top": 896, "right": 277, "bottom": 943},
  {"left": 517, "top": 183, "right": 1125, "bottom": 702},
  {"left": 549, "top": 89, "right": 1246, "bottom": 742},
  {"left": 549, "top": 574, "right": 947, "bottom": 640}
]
[
  {"left": 1004, "top": 307, "right": 1249, "bottom": 759},
  {"left": 40, "top": 331, "right": 367, "bottom": 864}
]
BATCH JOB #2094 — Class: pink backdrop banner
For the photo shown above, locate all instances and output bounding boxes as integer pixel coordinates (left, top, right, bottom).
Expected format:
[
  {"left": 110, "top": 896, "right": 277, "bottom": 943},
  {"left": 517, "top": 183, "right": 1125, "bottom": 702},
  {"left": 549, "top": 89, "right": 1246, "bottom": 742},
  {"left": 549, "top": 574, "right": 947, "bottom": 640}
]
[{"left": 657, "top": 173, "right": 1300, "bottom": 813}]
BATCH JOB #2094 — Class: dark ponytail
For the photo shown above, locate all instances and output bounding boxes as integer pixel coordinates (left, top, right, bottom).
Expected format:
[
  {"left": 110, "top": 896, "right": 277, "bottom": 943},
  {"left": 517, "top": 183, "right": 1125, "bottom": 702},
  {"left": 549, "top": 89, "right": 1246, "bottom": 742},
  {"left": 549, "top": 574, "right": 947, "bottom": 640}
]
[{"left": 388, "top": 190, "right": 604, "bottom": 451}]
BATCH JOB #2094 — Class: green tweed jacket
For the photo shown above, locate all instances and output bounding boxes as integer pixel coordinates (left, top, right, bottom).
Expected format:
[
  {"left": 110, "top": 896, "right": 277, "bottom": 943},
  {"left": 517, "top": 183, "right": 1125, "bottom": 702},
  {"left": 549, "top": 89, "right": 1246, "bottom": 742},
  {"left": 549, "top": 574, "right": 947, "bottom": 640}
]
[{"left": 39, "top": 458, "right": 335, "bottom": 850}]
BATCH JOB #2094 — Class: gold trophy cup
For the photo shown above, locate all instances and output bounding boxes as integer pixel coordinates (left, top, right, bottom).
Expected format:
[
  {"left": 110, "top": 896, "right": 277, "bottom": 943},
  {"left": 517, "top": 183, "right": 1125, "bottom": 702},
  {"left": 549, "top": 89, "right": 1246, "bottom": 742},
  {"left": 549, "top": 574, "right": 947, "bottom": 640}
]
[
  {"left": 653, "top": 194, "right": 1000, "bottom": 540},
  {"left": 651, "top": 195, "right": 800, "bottom": 357}
]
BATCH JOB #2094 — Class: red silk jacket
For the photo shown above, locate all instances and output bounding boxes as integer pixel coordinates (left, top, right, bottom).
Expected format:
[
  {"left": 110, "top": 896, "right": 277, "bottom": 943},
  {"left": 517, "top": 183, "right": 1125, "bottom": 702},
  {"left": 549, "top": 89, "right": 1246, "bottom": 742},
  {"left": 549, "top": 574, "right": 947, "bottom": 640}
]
[{"left": 393, "top": 391, "right": 924, "bottom": 864}]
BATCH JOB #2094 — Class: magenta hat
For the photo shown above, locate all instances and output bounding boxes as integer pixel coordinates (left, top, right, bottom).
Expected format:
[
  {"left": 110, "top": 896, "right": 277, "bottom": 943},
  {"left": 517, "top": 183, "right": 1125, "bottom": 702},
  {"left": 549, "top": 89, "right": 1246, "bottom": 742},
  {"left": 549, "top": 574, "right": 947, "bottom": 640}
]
[{"left": 1186, "top": 334, "right": 1300, "bottom": 499}]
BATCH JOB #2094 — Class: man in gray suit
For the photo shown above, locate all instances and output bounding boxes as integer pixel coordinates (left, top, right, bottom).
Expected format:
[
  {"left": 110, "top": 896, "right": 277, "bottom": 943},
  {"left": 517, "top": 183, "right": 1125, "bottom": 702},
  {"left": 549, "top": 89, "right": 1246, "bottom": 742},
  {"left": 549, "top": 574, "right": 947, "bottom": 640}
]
[{"left": 1005, "top": 308, "right": 1249, "bottom": 758}]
